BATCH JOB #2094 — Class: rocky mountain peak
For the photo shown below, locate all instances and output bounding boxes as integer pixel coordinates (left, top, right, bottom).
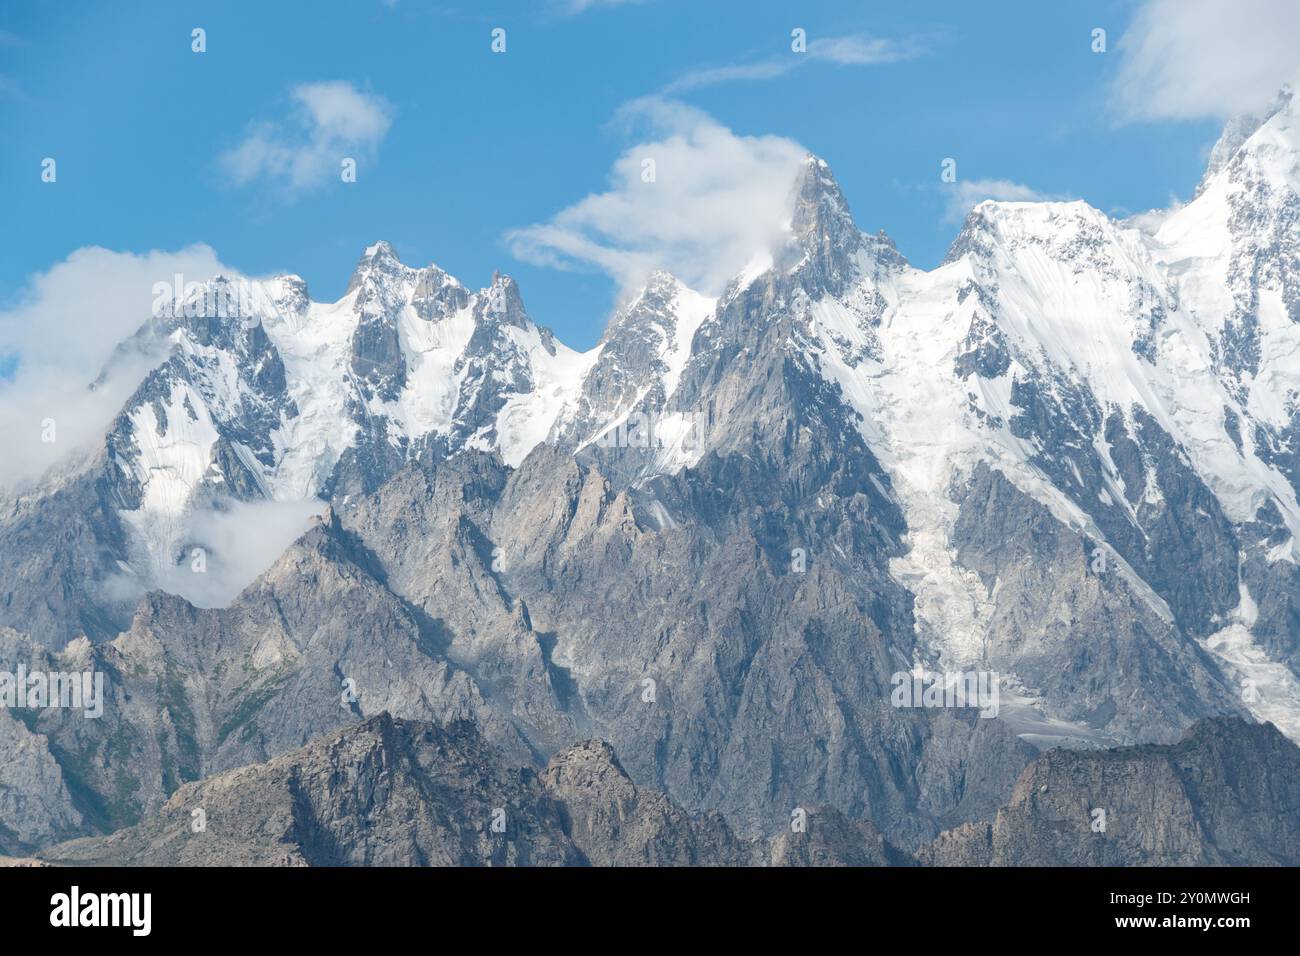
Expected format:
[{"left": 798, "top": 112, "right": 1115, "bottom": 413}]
[
  {"left": 785, "top": 155, "right": 859, "bottom": 269},
  {"left": 778, "top": 154, "right": 905, "bottom": 292},
  {"left": 942, "top": 197, "right": 1115, "bottom": 273},
  {"left": 361, "top": 239, "right": 399, "bottom": 263},
  {"left": 411, "top": 263, "right": 469, "bottom": 321},
  {"left": 475, "top": 271, "right": 530, "bottom": 329},
  {"left": 265, "top": 274, "right": 311, "bottom": 318},
  {"left": 1197, "top": 84, "right": 1296, "bottom": 195},
  {"left": 789, "top": 155, "right": 857, "bottom": 239},
  {"left": 642, "top": 268, "right": 680, "bottom": 296},
  {"left": 345, "top": 240, "right": 409, "bottom": 295},
  {"left": 606, "top": 270, "right": 684, "bottom": 335}
]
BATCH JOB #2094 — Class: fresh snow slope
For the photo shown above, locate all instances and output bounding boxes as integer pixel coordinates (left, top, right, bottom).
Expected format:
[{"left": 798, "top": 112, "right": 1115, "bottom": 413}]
[
  {"left": 471, "top": 320, "right": 597, "bottom": 467},
  {"left": 260, "top": 283, "right": 362, "bottom": 499}
]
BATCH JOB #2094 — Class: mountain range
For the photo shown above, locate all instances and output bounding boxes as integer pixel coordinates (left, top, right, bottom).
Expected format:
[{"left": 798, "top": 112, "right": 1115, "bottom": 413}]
[{"left": 3, "top": 88, "right": 1300, "bottom": 865}]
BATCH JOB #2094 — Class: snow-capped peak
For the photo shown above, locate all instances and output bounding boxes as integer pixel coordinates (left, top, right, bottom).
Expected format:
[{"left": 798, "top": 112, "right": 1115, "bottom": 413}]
[
  {"left": 92, "top": 247, "right": 609, "bottom": 599},
  {"left": 1196, "top": 85, "right": 1296, "bottom": 196},
  {"left": 777, "top": 155, "right": 909, "bottom": 293},
  {"left": 363, "top": 239, "right": 398, "bottom": 259}
]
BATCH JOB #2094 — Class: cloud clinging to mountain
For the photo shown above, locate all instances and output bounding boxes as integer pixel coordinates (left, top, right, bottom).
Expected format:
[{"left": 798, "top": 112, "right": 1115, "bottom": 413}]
[
  {"left": 506, "top": 98, "right": 807, "bottom": 297},
  {"left": 1112, "top": 0, "right": 1300, "bottom": 121}
]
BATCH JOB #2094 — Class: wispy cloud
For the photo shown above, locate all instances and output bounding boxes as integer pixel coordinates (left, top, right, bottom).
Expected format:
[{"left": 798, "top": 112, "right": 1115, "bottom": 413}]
[
  {"left": 810, "top": 33, "right": 928, "bottom": 65},
  {"left": 943, "top": 178, "right": 1068, "bottom": 224},
  {"left": 559, "top": 0, "right": 649, "bottom": 14},
  {"left": 218, "top": 81, "right": 394, "bottom": 196},
  {"left": 1111, "top": 0, "right": 1300, "bottom": 121},
  {"left": 666, "top": 31, "right": 930, "bottom": 93},
  {"left": 507, "top": 97, "right": 807, "bottom": 296},
  {"left": 102, "top": 498, "right": 325, "bottom": 608},
  {"left": 0, "top": 245, "right": 232, "bottom": 490}
]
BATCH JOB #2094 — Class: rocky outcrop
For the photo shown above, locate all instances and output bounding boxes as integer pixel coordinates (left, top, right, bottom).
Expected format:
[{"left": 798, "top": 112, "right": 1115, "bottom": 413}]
[
  {"left": 0, "top": 706, "right": 83, "bottom": 854},
  {"left": 921, "top": 717, "right": 1300, "bottom": 866},
  {"left": 44, "top": 715, "right": 1294, "bottom": 867},
  {"left": 41, "top": 716, "right": 749, "bottom": 867},
  {"left": 44, "top": 715, "right": 580, "bottom": 867},
  {"left": 541, "top": 739, "right": 747, "bottom": 866},
  {"left": 768, "top": 806, "right": 912, "bottom": 866}
]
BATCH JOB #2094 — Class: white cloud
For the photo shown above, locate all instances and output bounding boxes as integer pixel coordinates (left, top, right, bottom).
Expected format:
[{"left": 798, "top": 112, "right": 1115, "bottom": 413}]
[
  {"left": 944, "top": 179, "right": 1065, "bottom": 224},
  {"left": 1, "top": 247, "right": 323, "bottom": 602},
  {"left": 506, "top": 97, "right": 808, "bottom": 296},
  {"left": 560, "top": 0, "right": 647, "bottom": 13},
  {"left": 1112, "top": 0, "right": 1300, "bottom": 121},
  {"left": 0, "top": 245, "right": 232, "bottom": 490},
  {"left": 809, "top": 34, "right": 928, "bottom": 66},
  {"left": 664, "top": 61, "right": 793, "bottom": 92},
  {"left": 666, "top": 32, "right": 928, "bottom": 92},
  {"left": 218, "top": 81, "right": 393, "bottom": 194},
  {"left": 1121, "top": 203, "right": 1180, "bottom": 236},
  {"left": 103, "top": 498, "right": 325, "bottom": 608}
]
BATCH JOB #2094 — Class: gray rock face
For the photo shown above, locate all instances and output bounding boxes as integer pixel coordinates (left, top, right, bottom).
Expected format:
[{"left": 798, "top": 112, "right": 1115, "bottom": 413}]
[
  {"left": 0, "top": 705, "right": 82, "bottom": 853},
  {"left": 0, "top": 462, "right": 135, "bottom": 646},
  {"left": 338, "top": 443, "right": 1035, "bottom": 850},
  {"left": 0, "top": 508, "right": 527, "bottom": 841},
  {"left": 44, "top": 715, "right": 581, "bottom": 867},
  {"left": 40, "top": 714, "right": 752, "bottom": 867},
  {"left": 1005, "top": 370, "right": 1240, "bottom": 639},
  {"left": 42, "top": 714, "right": 1293, "bottom": 868},
  {"left": 952, "top": 463, "right": 1244, "bottom": 743},
  {"left": 768, "top": 806, "right": 912, "bottom": 867},
  {"left": 32, "top": 712, "right": 909, "bottom": 868},
  {"left": 541, "top": 739, "right": 748, "bottom": 866},
  {"left": 921, "top": 717, "right": 1300, "bottom": 866}
]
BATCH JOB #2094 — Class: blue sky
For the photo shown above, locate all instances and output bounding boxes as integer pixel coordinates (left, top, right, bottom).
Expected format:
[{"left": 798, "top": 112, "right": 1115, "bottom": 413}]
[{"left": 0, "top": 0, "right": 1290, "bottom": 350}]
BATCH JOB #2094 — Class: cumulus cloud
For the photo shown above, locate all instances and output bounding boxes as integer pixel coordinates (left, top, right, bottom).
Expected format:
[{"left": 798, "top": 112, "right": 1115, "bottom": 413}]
[
  {"left": 666, "top": 32, "right": 929, "bottom": 93},
  {"left": 0, "top": 245, "right": 232, "bottom": 490},
  {"left": 506, "top": 97, "right": 808, "bottom": 295},
  {"left": 1112, "top": 0, "right": 1300, "bottom": 121},
  {"left": 942, "top": 179, "right": 1070, "bottom": 225},
  {"left": 218, "top": 81, "right": 393, "bottom": 194},
  {"left": 103, "top": 498, "right": 325, "bottom": 608}
]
